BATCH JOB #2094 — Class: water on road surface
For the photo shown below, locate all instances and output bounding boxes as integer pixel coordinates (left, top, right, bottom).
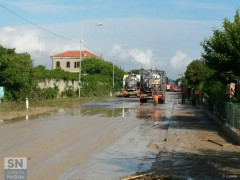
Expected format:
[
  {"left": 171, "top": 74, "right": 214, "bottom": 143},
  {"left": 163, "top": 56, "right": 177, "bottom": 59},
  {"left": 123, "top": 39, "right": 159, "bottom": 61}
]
[{"left": 0, "top": 92, "right": 239, "bottom": 180}]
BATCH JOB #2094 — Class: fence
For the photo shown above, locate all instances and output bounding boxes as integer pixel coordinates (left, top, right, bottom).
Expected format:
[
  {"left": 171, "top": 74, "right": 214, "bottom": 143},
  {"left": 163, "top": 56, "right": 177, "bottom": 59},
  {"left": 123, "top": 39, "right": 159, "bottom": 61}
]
[{"left": 225, "top": 102, "right": 240, "bottom": 130}]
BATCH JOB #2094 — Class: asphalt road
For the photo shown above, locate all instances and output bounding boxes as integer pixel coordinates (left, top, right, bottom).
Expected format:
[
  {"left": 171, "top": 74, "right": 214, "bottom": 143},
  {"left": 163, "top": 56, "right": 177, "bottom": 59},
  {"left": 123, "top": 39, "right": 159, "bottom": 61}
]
[{"left": 0, "top": 92, "right": 239, "bottom": 180}]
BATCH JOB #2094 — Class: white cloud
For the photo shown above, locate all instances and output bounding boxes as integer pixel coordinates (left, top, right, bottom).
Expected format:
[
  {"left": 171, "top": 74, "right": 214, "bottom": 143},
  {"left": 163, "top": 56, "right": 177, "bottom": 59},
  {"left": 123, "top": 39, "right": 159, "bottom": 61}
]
[
  {"left": 0, "top": 17, "right": 221, "bottom": 79},
  {"left": 112, "top": 44, "right": 129, "bottom": 61},
  {"left": 111, "top": 44, "right": 164, "bottom": 70},
  {"left": 128, "top": 48, "right": 153, "bottom": 67},
  {"left": 0, "top": 26, "right": 79, "bottom": 66},
  {"left": 170, "top": 51, "right": 191, "bottom": 72},
  {"left": 2, "top": 27, "right": 15, "bottom": 33}
]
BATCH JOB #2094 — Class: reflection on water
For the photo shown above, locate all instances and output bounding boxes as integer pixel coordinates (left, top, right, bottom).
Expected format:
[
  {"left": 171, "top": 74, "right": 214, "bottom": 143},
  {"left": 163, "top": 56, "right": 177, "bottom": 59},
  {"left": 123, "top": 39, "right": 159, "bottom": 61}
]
[
  {"left": 2, "top": 107, "right": 134, "bottom": 125},
  {"left": 137, "top": 107, "right": 164, "bottom": 124},
  {"left": 72, "top": 107, "right": 132, "bottom": 118},
  {"left": 0, "top": 112, "right": 52, "bottom": 125}
]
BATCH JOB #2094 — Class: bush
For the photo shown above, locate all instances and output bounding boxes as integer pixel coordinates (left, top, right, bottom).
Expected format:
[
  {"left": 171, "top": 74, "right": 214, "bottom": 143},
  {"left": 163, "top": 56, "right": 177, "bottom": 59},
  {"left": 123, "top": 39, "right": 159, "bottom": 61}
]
[
  {"left": 0, "top": 46, "right": 38, "bottom": 101},
  {"left": 61, "top": 87, "right": 76, "bottom": 98},
  {"left": 81, "top": 58, "right": 125, "bottom": 92},
  {"left": 35, "top": 66, "right": 78, "bottom": 81},
  {"left": 35, "top": 58, "right": 126, "bottom": 96},
  {"left": 81, "top": 74, "right": 112, "bottom": 97},
  {"left": 40, "top": 87, "right": 59, "bottom": 99}
]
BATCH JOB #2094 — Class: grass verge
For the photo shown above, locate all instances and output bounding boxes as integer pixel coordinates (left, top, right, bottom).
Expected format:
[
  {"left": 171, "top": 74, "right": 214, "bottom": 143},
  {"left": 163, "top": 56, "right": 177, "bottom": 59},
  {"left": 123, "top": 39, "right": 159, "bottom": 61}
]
[{"left": 0, "top": 95, "right": 113, "bottom": 120}]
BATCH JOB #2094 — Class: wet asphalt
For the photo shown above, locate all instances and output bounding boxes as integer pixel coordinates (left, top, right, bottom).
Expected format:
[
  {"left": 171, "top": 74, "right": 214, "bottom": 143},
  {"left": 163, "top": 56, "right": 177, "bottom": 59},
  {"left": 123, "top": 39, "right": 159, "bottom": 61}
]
[
  {"left": 1, "top": 92, "right": 237, "bottom": 180},
  {"left": 59, "top": 93, "right": 177, "bottom": 180},
  {"left": 0, "top": 92, "right": 179, "bottom": 179}
]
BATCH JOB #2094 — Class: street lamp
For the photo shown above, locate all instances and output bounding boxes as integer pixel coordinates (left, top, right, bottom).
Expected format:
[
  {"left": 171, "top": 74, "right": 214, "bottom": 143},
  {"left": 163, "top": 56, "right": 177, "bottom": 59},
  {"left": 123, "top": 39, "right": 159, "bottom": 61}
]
[
  {"left": 79, "top": 23, "right": 103, "bottom": 97},
  {"left": 112, "top": 45, "right": 128, "bottom": 89}
]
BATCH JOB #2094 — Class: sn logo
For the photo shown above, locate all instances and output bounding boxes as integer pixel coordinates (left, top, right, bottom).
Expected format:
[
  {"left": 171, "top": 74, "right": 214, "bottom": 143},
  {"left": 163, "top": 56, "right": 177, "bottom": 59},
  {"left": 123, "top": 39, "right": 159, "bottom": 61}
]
[{"left": 4, "top": 157, "right": 27, "bottom": 170}]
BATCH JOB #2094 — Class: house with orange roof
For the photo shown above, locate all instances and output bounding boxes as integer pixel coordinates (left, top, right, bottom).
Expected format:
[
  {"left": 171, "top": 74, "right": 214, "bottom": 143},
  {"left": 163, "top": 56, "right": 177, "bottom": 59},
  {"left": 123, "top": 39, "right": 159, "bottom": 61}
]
[{"left": 51, "top": 51, "right": 101, "bottom": 72}]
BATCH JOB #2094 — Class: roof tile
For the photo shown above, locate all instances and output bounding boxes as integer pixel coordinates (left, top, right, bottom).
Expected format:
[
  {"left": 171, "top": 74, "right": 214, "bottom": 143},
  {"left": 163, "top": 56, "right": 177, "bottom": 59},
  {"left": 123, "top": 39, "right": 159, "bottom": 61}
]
[{"left": 51, "top": 51, "right": 100, "bottom": 58}]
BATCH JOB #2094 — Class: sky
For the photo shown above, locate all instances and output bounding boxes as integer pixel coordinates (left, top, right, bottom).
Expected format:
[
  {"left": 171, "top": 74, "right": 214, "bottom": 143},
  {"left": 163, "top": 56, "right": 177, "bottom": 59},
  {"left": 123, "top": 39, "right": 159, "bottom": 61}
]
[{"left": 0, "top": 0, "right": 239, "bottom": 79}]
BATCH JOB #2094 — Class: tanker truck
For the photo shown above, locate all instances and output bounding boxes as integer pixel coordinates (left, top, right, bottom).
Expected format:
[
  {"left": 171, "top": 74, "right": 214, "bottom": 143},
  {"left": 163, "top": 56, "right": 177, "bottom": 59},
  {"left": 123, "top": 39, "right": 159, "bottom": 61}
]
[
  {"left": 122, "top": 74, "right": 141, "bottom": 97},
  {"left": 140, "top": 69, "right": 166, "bottom": 103}
]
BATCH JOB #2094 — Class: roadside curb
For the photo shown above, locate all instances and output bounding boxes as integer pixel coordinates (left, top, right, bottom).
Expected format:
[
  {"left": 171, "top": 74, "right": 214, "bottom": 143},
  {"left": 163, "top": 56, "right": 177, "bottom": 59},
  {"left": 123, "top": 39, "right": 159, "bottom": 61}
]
[{"left": 199, "top": 105, "right": 240, "bottom": 145}]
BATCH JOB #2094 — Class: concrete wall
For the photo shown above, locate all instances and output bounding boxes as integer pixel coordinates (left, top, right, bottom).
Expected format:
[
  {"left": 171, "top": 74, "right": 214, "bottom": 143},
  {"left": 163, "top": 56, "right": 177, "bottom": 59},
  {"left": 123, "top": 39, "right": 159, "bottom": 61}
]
[{"left": 38, "top": 79, "right": 78, "bottom": 94}]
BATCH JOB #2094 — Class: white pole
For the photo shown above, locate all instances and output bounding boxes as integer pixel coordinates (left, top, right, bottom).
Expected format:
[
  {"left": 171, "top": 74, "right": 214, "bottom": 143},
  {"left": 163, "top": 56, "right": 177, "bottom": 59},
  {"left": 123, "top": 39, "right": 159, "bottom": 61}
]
[
  {"left": 79, "top": 37, "right": 82, "bottom": 97},
  {"left": 26, "top": 97, "right": 29, "bottom": 109},
  {"left": 112, "top": 44, "right": 128, "bottom": 90},
  {"left": 113, "top": 49, "right": 115, "bottom": 89}
]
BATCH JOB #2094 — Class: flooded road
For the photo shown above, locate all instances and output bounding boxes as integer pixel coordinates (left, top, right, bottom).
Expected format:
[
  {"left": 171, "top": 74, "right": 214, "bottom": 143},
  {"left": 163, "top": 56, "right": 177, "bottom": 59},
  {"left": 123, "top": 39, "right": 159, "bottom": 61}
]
[{"left": 0, "top": 92, "right": 239, "bottom": 179}]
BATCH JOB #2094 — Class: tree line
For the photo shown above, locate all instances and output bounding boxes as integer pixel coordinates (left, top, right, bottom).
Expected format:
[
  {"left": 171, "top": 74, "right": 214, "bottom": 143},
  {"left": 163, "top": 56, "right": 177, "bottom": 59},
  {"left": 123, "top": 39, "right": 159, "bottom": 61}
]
[
  {"left": 0, "top": 46, "right": 125, "bottom": 101},
  {"left": 183, "top": 10, "right": 240, "bottom": 108}
]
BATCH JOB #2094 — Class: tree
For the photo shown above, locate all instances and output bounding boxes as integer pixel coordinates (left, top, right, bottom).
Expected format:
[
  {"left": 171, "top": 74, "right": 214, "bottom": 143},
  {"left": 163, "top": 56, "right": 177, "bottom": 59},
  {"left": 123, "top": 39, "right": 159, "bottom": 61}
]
[
  {"left": 201, "top": 10, "right": 240, "bottom": 82},
  {"left": 127, "top": 68, "right": 145, "bottom": 75},
  {"left": 185, "top": 59, "right": 214, "bottom": 88},
  {"left": 81, "top": 58, "right": 125, "bottom": 91},
  {"left": 0, "top": 45, "right": 37, "bottom": 100},
  {"left": 180, "top": 77, "right": 189, "bottom": 88}
]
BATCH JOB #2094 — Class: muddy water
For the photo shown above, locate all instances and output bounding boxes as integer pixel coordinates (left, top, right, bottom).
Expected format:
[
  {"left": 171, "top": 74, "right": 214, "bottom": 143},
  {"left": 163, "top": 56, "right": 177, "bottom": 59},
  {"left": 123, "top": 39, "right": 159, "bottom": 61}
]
[
  {"left": 0, "top": 93, "right": 178, "bottom": 180},
  {"left": 59, "top": 95, "right": 176, "bottom": 180}
]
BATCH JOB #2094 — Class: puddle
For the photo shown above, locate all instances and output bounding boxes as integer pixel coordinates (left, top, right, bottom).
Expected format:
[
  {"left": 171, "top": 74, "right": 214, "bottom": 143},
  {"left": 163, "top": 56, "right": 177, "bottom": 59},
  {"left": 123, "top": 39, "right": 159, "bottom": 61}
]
[
  {"left": 137, "top": 107, "right": 165, "bottom": 121},
  {"left": 0, "top": 112, "right": 53, "bottom": 125},
  {"left": 72, "top": 107, "right": 133, "bottom": 117},
  {"left": 83, "top": 104, "right": 110, "bottom": 108},
  {"left": 0, "top": 97, "right": 137, "bottom": 125}
]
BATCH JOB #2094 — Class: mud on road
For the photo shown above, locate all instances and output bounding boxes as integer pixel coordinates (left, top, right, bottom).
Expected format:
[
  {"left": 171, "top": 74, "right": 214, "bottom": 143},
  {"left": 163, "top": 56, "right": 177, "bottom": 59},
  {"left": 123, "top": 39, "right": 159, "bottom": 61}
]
[
  {"left": 0, "top": 92, "right": 239, "bottom": 180},
  {"left": 124, "top": 93, "right": 240, "bottom": 180}
]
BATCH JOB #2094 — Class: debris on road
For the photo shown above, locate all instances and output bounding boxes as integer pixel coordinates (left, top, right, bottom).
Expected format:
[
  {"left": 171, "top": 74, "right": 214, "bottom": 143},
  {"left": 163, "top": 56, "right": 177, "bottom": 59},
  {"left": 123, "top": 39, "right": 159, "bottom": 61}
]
[
  {"left": 121, "top": 172, "right": 172, "bottom": 180},
  {"left": 207, "top": 139, "right": 224, "bottom": 147},
  {"left": 121, "top": 173, "right": 152, "bottom": 180}
]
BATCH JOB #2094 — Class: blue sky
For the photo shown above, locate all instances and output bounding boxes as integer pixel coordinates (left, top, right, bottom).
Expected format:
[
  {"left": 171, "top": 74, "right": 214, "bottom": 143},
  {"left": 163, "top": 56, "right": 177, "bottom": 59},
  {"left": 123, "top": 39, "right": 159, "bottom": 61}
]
[{"left": 0, "top": 0, "right": 239, "bottom": 79}]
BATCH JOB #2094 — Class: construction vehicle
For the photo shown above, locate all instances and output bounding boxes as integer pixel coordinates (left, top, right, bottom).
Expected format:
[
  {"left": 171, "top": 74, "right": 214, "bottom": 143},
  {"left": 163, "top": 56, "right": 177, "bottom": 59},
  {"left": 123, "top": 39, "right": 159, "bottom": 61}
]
[
  {"left": 122, "top": 74, "right": 141, "bottom": 97},
  {"left": 166, "top": 84, "right": 171, "bottom": 91},
  {"left": 166, "top": 82, "right": 175, "bottom": 91},
  {"left": 139, "top": 69, "right": 166, "bottom": 103}
]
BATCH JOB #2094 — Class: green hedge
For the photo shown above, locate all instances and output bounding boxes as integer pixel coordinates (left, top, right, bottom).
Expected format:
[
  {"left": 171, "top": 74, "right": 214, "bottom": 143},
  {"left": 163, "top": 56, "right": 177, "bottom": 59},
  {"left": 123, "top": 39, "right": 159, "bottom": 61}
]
[{"left": 0, "top": 46, "right": 125, "bottom": 102}]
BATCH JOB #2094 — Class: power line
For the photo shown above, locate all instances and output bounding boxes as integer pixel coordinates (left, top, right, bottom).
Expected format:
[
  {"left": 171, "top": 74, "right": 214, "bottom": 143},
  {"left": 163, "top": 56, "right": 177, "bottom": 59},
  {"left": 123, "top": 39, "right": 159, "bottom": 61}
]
[
  {"left": 82, "top": 42, "right": 102, "bottom": 56},
  {"left": 0, "top": 3, "right": 103, "bottom": 56},
  {"left": 0, "top": 4, "right": 75, "bottom": 41}
]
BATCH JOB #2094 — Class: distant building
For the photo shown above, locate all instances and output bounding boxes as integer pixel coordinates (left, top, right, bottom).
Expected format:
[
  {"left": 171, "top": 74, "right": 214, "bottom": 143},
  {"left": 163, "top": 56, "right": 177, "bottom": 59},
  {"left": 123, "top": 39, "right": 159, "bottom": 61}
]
[{"left": 51, "top": 51, "right": 101, "bottom": 72}]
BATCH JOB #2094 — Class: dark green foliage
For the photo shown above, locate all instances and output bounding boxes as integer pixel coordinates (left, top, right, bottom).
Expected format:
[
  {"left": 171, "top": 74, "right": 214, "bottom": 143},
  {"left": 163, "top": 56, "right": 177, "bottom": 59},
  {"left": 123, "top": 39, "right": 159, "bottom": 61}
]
[
  {"left": 184, "top": 59, "right": 228, "bottom": 106},
  {"left": 127, "top": 68, "right": 144, "bottom": 75},
  {"left": 180, "top": 77, "right": 189, "bottom": 88},
  {"left": 81, "top": 58, "right": 113, "bottom": 75},
  {"left": 61, "top": 86, "right": 76, "bottom": 98},
  {"left": 36, "top": 58, "right": 125, "bottom": 93},
  {"left": 185, "top": 60, "right": 214, "bottom": 88},
  {"left": 203, "top": 80, "right": 227, "bottom": 105},
  {"left": 0, "top": 46, "right": 37, "bottom": 101},
  {"left": 81, "top": 58, "right": 125, "bottom": 91},
  {"left": 201, "top": 10, "right": 240, "bottom": 82},
  {"left": 0, "top": 44, "right": 125, "bottom": 101},
  {"left": 35, "top": 66, "right": 78, "bottom": 80},
  {"left": 175, "top": 78, "right": 181, "bottom": 85},
  {"left": 39, "top": 87, "right": 59, "bottom": 99},
  {"left": 36, "top": 58, "right": 125, "bottom": 97},
  {"left": 182, "top": 10, "right": 240, "bottom": 108},
  {"left": 81, "top": 74, "right": 112, "bottom": 96}
]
